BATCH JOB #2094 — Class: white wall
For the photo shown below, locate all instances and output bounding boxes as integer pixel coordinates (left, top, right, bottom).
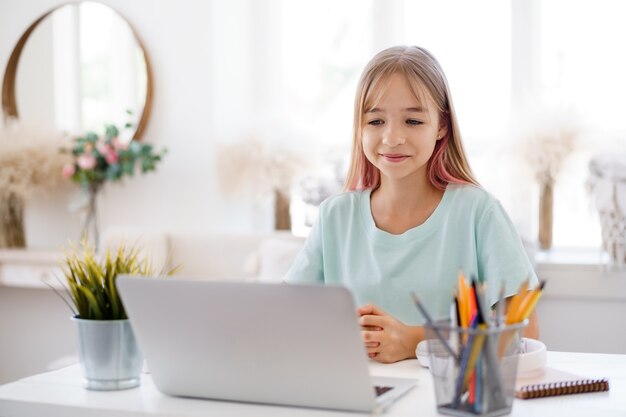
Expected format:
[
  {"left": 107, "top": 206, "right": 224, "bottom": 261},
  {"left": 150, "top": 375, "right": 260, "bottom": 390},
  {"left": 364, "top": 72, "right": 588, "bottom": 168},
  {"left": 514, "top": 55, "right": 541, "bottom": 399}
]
[
  {"left": 0, "top": 286, "right": 78, "bottom": 385},
  {"left": 0, "top": 0, "right": 278, "bottom": 249},
  {"left": 535, "top": 263, "right": 626, "bottom": 355}
]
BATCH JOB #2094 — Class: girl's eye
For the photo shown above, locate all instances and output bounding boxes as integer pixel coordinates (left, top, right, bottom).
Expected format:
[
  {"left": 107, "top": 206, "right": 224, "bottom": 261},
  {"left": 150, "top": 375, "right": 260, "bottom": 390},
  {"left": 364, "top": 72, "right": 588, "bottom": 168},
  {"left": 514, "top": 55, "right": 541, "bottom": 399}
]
[
  {"left": 368, "top": 119, "right": 384, "bottom": 126},
  {"left": 406, "top": 119, "right": 423, "bottom": 125}
]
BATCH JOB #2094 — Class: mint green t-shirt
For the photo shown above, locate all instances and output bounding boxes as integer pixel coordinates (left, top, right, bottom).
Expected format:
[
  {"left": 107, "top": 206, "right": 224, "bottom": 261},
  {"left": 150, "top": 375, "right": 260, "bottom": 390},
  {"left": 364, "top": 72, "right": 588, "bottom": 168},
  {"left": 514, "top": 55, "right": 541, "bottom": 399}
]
[{"left": 284, "top": 184, "right": 538, "bottom": 325}]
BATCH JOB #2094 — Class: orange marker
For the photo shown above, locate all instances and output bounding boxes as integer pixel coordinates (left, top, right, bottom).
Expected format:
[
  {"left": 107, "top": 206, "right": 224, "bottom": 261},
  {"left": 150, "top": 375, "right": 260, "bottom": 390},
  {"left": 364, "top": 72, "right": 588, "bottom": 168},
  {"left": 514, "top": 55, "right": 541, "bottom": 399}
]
[
  {"left": 458, "top": 272, "right": 470, "bottom": 328},
  {"left": 469, "top": 286, "right": 477, "bottom": 322}
]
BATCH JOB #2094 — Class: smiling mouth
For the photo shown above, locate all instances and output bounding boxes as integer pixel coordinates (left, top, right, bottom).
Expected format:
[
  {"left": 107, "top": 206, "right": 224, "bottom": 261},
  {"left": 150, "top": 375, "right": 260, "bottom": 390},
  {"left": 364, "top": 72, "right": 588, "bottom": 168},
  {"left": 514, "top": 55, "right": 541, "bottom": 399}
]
[{"left": 381, "top": 154, "right": 410, "bottom": 162}]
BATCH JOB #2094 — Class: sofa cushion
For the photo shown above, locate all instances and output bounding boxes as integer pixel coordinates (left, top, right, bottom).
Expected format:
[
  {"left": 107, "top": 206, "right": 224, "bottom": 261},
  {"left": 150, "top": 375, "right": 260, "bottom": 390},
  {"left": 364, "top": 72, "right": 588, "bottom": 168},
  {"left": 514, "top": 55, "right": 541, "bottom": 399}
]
[
  {"left": 257, "top": 236, "right": 304, "bottom": 282},
  {"left": 100, "top": 227, "right": 170, "bottom": 273},
  {"left": 101, "top": 229, "right": 305, "bottom": 282},
  {"left": 169, "top": 234, "right": 263, "bottom": 280}
]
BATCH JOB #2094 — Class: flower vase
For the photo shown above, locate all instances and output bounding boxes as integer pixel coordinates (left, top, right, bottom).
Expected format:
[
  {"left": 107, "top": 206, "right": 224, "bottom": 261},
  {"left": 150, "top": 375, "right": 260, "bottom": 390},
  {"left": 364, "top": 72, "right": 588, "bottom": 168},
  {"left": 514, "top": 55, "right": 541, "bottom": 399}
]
[
  {"left": 538, "top": 181, "right": 554, "bottom": 250},
  {"left": 0, "top": 191, "right": 26, "bottom": 248},
  {"left": 82, "top": 183, "right": 102, "bottom": 250}
]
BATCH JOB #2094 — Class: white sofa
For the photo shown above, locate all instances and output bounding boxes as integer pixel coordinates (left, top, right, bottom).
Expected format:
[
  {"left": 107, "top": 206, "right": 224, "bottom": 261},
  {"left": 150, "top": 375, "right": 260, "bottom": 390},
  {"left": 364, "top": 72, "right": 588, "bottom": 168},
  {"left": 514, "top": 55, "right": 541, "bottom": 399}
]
[{"left": 101, "top": 228, "right": 306, "bottom": 282}]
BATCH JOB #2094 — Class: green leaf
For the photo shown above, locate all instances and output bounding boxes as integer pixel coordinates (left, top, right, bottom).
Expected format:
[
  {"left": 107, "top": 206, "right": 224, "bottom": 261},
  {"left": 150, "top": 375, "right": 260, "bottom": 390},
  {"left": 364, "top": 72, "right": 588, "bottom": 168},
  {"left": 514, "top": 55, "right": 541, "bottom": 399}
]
[
  {"left": 129, "top": 141, "right": 142, "bottom": 155},
  {"left": 105, "top": 125, "right": 119, "bottom": 140},
  {"left": 106, "top": 164, "right": 121, "bottom": 180},
  {"left": 140, "top": 144, "right": 153, "bottom": 155},
  {"left": 141, "top": 160, "right": 155, "bottom": 172},
  {"left": 75, "top": 285, "right": 103, "bottom": 320},
  {"left": 116, "top": 149, "right": 132, "bottom": 160},
  {"left": 121, "top": 161, "right": 135, "bottom": 176}
]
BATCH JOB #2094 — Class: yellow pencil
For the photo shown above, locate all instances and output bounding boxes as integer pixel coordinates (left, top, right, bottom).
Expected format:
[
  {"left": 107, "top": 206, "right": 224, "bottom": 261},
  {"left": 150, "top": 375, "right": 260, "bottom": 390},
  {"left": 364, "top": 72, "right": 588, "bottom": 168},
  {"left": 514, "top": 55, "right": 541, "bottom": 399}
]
[
  {"left": 498, "top": 281, "right": 546, "bottom": 357},
  {"left": 462, "top": 323, "right": 487, "bottom": 389},
  {"left": 513, "top": 281, "right": 546, "bottom": 323},
  {"left": 505, "top": 279, "right": 529, "bottom": 324}
]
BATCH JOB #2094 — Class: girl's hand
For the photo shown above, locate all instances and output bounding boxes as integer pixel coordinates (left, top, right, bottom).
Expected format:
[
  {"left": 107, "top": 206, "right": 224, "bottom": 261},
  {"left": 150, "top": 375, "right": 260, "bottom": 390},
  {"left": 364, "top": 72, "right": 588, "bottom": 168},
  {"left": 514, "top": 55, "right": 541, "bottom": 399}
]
[{"left": 357, "top": 304, "right": 423, "bottom": 364}]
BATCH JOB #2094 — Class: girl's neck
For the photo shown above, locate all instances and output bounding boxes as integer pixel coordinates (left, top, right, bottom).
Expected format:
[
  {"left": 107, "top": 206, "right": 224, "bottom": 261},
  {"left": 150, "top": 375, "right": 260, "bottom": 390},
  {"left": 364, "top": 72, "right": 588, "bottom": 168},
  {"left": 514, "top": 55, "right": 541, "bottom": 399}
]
[
  {"left": 373, "top": 175, "right": 441, "bottom": 212},
  {"left": 370, "top": 175, "right": 445, "bottom": 234}
]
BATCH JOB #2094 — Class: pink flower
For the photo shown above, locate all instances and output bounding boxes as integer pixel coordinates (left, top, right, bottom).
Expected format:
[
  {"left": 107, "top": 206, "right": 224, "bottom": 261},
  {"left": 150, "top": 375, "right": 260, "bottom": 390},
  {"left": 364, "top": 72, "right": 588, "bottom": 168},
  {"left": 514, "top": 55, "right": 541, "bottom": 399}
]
[
  {"left": 104, "top": 148, "right": 119, "bottom": 164},
  {"left": 77, "top": 153, "right": 97, "bottom": 170},
  {"left": 96, "top": 142, "right": 109, "bottom": 155},
  {"left": 62, "top": 164, "right": 76, "bottom": 178}
]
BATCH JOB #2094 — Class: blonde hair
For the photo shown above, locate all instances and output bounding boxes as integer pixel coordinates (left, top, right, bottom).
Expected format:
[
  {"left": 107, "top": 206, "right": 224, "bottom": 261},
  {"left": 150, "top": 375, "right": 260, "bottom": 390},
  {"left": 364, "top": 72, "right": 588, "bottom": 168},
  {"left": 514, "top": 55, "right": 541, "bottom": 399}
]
[{"left": 344, "top": 45, "right": 478, "bottom": 191}]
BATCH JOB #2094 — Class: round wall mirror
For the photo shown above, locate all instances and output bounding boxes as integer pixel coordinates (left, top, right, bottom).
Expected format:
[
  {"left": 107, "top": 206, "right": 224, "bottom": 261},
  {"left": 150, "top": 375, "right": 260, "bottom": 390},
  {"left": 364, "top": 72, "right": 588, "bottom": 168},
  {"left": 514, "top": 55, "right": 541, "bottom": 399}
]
[{"left": 1, "top": 1, "right": 152, "bottom": 139}]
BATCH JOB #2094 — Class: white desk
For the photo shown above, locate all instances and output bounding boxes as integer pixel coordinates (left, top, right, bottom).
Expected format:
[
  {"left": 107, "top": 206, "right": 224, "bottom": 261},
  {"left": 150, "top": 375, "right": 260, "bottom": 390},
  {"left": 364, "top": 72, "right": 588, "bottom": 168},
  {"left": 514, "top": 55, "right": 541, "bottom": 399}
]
[{"left": 0, "top": 352, "right": 624, "bottom": 417}]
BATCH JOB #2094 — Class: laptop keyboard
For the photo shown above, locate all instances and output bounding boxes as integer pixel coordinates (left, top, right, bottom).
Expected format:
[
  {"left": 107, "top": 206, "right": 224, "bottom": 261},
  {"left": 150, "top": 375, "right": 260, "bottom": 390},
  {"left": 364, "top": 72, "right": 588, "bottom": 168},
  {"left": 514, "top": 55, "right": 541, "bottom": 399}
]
[{"left": 375, "top": 386, "right": 393, "bottom": 396}]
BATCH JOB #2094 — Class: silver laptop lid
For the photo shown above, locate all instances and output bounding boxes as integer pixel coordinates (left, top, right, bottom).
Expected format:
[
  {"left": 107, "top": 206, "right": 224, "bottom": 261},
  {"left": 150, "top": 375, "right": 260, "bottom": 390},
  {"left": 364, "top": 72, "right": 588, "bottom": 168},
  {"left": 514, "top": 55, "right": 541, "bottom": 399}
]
[{"left": 117, "top": 277, "right": 377, "bottom": 412}]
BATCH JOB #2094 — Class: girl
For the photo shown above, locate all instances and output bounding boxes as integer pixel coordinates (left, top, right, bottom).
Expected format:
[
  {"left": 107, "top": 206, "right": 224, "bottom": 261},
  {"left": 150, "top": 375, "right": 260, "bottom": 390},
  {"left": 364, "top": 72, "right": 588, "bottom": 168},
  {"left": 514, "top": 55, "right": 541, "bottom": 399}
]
[{"left": 285, "top": 46, "right": 539, "bottom": 363}]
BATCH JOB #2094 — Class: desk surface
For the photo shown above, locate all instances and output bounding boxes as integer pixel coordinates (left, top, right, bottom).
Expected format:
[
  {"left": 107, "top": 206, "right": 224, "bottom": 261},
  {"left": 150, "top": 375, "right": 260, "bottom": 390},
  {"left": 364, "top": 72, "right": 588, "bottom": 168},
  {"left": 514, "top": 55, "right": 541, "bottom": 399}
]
[{"left": 0, "top": 351, "right": 625, "bottom": 417}]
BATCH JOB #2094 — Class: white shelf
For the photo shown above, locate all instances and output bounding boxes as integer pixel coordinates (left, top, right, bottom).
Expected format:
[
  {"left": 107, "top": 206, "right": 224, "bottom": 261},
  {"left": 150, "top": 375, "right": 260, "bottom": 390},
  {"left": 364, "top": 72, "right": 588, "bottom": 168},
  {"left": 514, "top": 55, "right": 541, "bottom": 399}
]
[
  {"left": 534, "top": 247, "right": 614, "bottom": 269},
  {"left": 534, "top": 248, "right": 626, "bottom": 302},
  {"left": 0, "top": 249, "right": 65, "bottom": 289}
]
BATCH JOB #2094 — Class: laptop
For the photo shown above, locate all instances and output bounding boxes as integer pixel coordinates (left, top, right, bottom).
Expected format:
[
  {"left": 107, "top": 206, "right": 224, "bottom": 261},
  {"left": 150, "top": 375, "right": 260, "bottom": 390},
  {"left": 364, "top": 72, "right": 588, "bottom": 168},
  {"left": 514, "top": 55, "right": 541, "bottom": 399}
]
[{"left": 117, "top": 277, "right": 416, "bottom": 413}]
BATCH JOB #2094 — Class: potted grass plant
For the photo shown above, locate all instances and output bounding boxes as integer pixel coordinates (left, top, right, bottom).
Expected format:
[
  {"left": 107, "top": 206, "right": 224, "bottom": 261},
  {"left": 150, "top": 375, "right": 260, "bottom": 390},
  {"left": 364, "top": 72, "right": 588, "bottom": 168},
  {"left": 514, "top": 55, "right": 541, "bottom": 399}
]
[{"left": 53, "top": 240, "right": 172, "bottom": 390}]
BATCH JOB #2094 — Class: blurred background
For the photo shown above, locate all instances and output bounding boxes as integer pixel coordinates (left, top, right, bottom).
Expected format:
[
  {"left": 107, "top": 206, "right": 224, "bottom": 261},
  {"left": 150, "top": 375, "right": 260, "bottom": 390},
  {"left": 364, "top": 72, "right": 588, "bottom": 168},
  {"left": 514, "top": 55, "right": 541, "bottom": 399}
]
[{"left": 0, "top": 0, "right": 624, "bottom": 248}]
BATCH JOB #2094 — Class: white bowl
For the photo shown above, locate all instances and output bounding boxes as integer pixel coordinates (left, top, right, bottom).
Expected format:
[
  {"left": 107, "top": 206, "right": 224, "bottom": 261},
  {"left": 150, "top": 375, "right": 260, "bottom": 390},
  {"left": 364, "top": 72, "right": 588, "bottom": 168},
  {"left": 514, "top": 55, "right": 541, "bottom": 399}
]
[
  {"left": 516, "top": 338, "right": 547, "bottom": 376},
  {"left": 416, "top": 340, "right": 430, "bottom": 368},
  {"left": 415, "top": 337, "right": 547, "bottom": 373}
]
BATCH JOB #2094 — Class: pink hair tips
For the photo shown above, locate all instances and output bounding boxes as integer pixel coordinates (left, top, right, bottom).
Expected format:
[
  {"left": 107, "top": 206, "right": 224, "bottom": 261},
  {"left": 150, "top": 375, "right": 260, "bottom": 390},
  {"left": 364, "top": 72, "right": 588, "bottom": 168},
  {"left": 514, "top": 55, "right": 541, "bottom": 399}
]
[{"left": 427, "top": 137, "right": 471, "bottom": 191}]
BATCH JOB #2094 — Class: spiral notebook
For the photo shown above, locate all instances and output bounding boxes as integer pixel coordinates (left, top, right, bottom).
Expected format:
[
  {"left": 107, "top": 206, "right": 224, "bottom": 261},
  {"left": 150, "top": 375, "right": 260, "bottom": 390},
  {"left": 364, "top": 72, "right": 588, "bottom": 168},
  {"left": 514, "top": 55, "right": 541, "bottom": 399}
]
[{"left": 515, "top": 367, "right": 609, "bottom": 399}]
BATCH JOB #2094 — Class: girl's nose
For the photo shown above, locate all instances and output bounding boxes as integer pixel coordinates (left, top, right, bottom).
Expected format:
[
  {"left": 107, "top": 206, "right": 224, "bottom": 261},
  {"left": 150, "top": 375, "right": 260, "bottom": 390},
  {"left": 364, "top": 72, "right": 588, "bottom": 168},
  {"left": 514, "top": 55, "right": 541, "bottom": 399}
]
[{"left": 382, "top": 128, "right": 406, "bottom": 147}]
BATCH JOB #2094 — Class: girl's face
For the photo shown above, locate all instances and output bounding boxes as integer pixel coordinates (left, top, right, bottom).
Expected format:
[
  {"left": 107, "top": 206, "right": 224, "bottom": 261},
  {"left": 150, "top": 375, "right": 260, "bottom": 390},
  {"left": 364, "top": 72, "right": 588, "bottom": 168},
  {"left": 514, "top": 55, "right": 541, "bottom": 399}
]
[{"left": 361, "top": 73, "right": 446, "bottom": 186}]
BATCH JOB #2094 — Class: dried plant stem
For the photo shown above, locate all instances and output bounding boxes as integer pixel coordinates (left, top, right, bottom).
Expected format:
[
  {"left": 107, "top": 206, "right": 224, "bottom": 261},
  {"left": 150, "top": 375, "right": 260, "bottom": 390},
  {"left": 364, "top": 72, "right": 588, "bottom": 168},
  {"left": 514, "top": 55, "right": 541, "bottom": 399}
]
[
  {"left": 274, "top": 189, "right": 291, "bottom": 231},
  {"left": 0, "top": 120, "right": 73, "bottom": 247},
  {"left": 538, "top": 181, "right": 554, "bottom": 250},
  {"left": 0, "top": 192, "right": 25, "bottom": 248}
]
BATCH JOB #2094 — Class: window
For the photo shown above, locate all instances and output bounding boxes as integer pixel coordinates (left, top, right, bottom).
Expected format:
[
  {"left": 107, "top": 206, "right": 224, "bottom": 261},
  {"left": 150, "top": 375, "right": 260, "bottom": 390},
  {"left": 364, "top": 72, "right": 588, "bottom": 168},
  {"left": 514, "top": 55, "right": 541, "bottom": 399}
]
[
  {"left": 280, "top": 0, "right": 373, "bottom": 148},
  {"left": 279, "top": 0, "right": 374, "bottom": 235},
  {"left": 538, "top": 0, "right": 626, "bottom": 248},
  {"left": 403, "top": 0, "right": 512, "bottom": 143}
]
